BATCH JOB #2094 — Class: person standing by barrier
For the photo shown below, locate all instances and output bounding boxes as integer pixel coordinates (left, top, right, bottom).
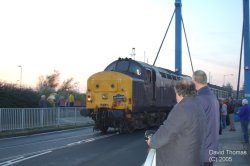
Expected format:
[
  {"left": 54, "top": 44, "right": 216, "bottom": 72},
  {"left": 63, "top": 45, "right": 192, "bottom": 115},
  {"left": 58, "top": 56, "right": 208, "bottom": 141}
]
[
  {"left": 39, "top": 95, "right": 47, "bottom": 108},
  {"left": 55, "top": 93, "right": 60, "bottom": 107},
  {"left": 228, "top": 97, "right": 236, "bottom": 131},
  {"left": 221, "top": 100, "right": 228, "bottom": 129},
  {"left": 237, "top": 99, "right": 250, "bottom": 144},
  {"left": 65, "top": 95, "right": 69, "bottom": 107},
  {"left": 69, "top": 94, "right": 75, "bottom": 107},
  {"left": 192, "top": 70, "right": 220, "bottom": 166},
  {"left": 147, "top": 80, "right": 206, "bottom": 166}
]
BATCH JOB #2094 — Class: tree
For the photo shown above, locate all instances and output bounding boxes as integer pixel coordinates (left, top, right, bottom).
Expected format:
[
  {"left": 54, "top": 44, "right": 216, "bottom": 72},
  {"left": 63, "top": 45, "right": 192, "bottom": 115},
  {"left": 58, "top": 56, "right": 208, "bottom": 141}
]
[
  {"left": 37, "top": 70, "right": 60, "bottom": 89},
  {"left": 36, "top": 70, "right": 85, "bottom": 107},
  {"left": 58, "top": 78, "right": 75, "bottom": 92},
  {"left": 37, "top": 70, "right": 60, "bottom": 96},
  {"left": 46, "top": 70, "right": 60, "bottom": 88}
]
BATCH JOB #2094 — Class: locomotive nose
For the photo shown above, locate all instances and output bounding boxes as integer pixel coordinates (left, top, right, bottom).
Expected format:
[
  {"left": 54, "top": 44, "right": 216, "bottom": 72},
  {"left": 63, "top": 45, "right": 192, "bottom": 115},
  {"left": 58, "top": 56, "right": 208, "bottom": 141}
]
[{"left": 86, "top": 71, "right": 133, "bottom": 110}]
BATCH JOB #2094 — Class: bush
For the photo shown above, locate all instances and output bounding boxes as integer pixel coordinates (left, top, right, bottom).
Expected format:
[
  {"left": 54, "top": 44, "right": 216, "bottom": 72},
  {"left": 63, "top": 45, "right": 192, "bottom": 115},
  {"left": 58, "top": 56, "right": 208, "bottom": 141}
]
[
  {"left": 0, "top": 82, "right": 40, "bottom": 108},
  {"left": 0, "top": 81, "right": 86, "bottom": 108}
]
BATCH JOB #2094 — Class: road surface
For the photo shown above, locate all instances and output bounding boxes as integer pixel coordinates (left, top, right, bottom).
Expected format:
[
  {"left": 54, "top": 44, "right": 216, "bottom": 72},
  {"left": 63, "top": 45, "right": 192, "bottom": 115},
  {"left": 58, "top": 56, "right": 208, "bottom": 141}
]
[{"left": 0, "top": 127, "right": 148, "bottom": 166}]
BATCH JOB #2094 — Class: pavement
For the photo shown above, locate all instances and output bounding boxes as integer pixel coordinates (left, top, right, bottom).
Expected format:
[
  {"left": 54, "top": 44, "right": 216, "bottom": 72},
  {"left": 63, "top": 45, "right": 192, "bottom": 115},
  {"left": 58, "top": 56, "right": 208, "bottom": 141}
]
[{"left": 214, "top": 122, "right": 250, "bottom": 166}]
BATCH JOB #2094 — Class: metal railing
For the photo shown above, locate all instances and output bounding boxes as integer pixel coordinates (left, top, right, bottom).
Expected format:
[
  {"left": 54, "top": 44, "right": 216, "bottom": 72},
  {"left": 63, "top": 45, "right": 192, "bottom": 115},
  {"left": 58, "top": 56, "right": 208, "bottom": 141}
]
[
  {"left": 143, "top": 148, "right": 156, "bottom": 166},
  {"left": 0, "top": 107, "right": 93, "bottom": 132}
]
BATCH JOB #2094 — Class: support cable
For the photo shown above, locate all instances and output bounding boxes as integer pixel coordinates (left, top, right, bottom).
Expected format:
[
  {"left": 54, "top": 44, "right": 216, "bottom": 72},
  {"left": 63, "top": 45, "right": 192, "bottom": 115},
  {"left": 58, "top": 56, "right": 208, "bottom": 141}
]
[
  {"left": 181, "top": 16, "right": 194, "bottom": 73},
  {"left": 153, "top": 9, "right": 176, "bottom": 66},
  {"left": 236, "top": 20, "right": 244, "bottom": 100}
]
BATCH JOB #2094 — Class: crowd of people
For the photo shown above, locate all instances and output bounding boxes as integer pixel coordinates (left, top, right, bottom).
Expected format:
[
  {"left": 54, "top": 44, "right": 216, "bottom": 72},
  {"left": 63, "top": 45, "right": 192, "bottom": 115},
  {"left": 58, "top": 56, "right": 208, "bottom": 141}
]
[
  {"left": 147, "top": 70, "right": 250, "bottom": 166},
  {"left": 218, "top": 96, "right": 250, "bottom": 145},
  {"left": 218, "top": 96, "right": 236, "bottom": 134},
  {"left": 38, "top": 93, "right": 75, "bottom": 108}
]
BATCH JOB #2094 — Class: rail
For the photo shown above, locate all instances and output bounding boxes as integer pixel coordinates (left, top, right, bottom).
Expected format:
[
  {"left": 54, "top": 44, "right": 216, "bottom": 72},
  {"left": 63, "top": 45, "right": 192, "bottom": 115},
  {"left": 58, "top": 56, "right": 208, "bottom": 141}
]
[
  {"left": 0, "top": 107, "right": 93, "bottom": 132},
  {"left": 143, "top": 148, "right": 156, "bottom": 166}
]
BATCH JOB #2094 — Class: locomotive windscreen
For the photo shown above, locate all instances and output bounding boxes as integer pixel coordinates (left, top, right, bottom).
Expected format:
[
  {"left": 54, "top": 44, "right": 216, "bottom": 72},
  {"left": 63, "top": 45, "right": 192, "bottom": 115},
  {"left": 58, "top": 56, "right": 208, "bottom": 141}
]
[
  {"left": 116, "top": 61, "right": 129, "bottom": 72},
  {"left": 105, "top": 59, "right": 142, "bottom": 76}
]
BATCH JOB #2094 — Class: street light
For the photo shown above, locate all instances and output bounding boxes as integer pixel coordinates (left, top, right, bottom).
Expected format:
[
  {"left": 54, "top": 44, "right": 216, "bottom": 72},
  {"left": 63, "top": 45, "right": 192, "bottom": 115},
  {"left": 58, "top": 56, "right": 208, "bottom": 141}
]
[
  {"left": 18, "top": 65, "right": 22, "bottom": 88},
  {"left": 223, "top": 74, "right": 233, "bottom": 86}
]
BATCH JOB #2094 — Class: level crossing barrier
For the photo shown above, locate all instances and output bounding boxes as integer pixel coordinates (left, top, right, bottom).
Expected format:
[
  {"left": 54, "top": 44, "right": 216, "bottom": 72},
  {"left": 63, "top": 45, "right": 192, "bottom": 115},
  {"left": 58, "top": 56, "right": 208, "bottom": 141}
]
[
  {"left": 0, "top": 107, "right": 93, "bottom": 132},
  {"left": 143, "top": 148, "right": 156, "bottom": 166}
]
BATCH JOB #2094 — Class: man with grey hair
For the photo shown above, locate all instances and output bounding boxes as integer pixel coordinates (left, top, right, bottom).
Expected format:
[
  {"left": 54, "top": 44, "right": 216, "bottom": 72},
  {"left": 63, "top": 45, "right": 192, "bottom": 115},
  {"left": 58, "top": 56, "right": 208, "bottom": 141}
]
[
  {"left": 192, "top": 70, "right": 220, "bottom": 166},
  {"left": 147, "top": 80, "right": 206, "bottom": 166},
  {"left": 237, "top": 99, "right": 250, "bottom": 143}
]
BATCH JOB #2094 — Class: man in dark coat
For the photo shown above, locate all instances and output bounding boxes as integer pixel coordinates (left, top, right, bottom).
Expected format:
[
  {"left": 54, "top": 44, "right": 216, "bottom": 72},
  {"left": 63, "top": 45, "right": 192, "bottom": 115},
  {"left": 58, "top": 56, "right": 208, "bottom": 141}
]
[
  {"left": 147, "top": 80, "right": 206, "bottom": 166},
  {"left": 193, "top": 70, "right": 220, "bottom": 166},
  {"left": 227, "top": 97, "right": 236, "bottom": 131}
]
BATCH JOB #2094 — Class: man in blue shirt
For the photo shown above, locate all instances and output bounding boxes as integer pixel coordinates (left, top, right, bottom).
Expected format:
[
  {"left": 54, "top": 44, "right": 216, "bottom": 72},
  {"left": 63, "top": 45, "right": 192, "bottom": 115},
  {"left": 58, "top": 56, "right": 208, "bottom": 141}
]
[{"left": 192, "top": 70, "right": 220, "bottom": 166}]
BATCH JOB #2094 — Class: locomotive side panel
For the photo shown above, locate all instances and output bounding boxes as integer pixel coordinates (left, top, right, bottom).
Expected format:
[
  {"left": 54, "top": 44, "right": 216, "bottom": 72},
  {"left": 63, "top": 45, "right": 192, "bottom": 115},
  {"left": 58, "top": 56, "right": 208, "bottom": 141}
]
[
  {"left": 149, "top": 68, "right": 177, "bottom": 110},
  {"left": 132, "top": 80, "right": 148, "bottom": 112}
]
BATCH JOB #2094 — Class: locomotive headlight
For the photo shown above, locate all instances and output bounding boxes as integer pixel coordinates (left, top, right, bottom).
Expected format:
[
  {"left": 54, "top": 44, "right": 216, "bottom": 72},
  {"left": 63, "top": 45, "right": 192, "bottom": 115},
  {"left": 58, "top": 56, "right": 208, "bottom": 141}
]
[
  {"left": 87, "top": 95, "right": 92, "bottom": 102},
  {"left": 102, "top": 94, "right": 108, "bottom": 99}
]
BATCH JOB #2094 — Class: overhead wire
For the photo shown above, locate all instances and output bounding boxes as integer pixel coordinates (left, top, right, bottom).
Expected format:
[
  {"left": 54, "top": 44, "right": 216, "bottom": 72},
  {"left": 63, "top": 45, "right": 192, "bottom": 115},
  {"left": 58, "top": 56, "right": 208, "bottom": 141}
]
[
  {"left": 236, "top": 16, "right": 244, "bottom": 100},
  {"left": 152, "top": 8, "right": 194, "bottom": 76},
  {"left": 153, "top": 9, "right": 176, "bottom": 66},
  {"left": 181, "top": 16, "right": 194, "bottom": 73}
]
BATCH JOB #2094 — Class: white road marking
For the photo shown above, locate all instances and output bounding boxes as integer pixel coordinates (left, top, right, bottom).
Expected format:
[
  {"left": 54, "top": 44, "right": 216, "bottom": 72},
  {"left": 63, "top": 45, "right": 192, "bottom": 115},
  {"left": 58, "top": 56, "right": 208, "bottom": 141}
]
[
  {"left": 67, "top": 141, "right": 82, "bottom": 146},
  {"left": 0, "top": 156, "right": 24, "bottom": 165},
  {"left": 0, "top": 151, "right": 52, "bottom": 166},
  {"left": 84, "top": 138, "right": 95, "bottom": 143},
  {"left": 67, "top": 133, "right": 117, "bottom": 146}
]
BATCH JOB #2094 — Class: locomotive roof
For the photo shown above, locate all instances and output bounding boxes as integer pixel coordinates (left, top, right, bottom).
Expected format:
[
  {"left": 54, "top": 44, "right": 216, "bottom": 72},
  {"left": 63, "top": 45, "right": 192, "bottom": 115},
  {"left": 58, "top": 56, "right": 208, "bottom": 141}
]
[{"left": 114, "top": 57, "right": 190, "bottom": 78}]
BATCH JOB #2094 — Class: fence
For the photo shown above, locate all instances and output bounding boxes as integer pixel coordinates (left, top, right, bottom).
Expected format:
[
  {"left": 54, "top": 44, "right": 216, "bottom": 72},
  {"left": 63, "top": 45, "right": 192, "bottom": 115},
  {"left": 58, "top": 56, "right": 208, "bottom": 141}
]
[{"left": 0, "top": 107, "right": 93, "bottom": 132}]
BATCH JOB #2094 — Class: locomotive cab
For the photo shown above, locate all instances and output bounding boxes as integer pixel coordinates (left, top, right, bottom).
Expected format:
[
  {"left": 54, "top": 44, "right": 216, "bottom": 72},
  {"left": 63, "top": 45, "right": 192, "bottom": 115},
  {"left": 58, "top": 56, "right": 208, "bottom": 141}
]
[{"left": 105, "top": 58, "right": 158, "bottom": 107}]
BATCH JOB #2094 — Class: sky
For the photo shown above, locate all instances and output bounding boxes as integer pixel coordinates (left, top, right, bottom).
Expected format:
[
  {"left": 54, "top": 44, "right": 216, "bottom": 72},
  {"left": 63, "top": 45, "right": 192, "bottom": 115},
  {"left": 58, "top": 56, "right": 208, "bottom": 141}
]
[{"left": 0, "top": 0, "right": 244, "bottom": 92}]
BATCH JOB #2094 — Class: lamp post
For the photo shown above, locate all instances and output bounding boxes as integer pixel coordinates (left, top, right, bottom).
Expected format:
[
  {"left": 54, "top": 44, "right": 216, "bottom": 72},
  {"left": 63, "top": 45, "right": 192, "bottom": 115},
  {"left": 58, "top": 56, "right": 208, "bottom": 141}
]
[
  {"left": 223, "top": 74, "right": 233, "bottom": 86},
  {"left": 18, "top": 65, "right": 22, "bottom": 88}
]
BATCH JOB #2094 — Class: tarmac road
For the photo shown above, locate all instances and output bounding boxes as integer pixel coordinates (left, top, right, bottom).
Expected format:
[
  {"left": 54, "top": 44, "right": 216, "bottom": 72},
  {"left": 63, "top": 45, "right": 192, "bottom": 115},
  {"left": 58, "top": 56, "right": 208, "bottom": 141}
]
[{"left": 0, "top": 127, "right": 148, "bottom": 166}]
